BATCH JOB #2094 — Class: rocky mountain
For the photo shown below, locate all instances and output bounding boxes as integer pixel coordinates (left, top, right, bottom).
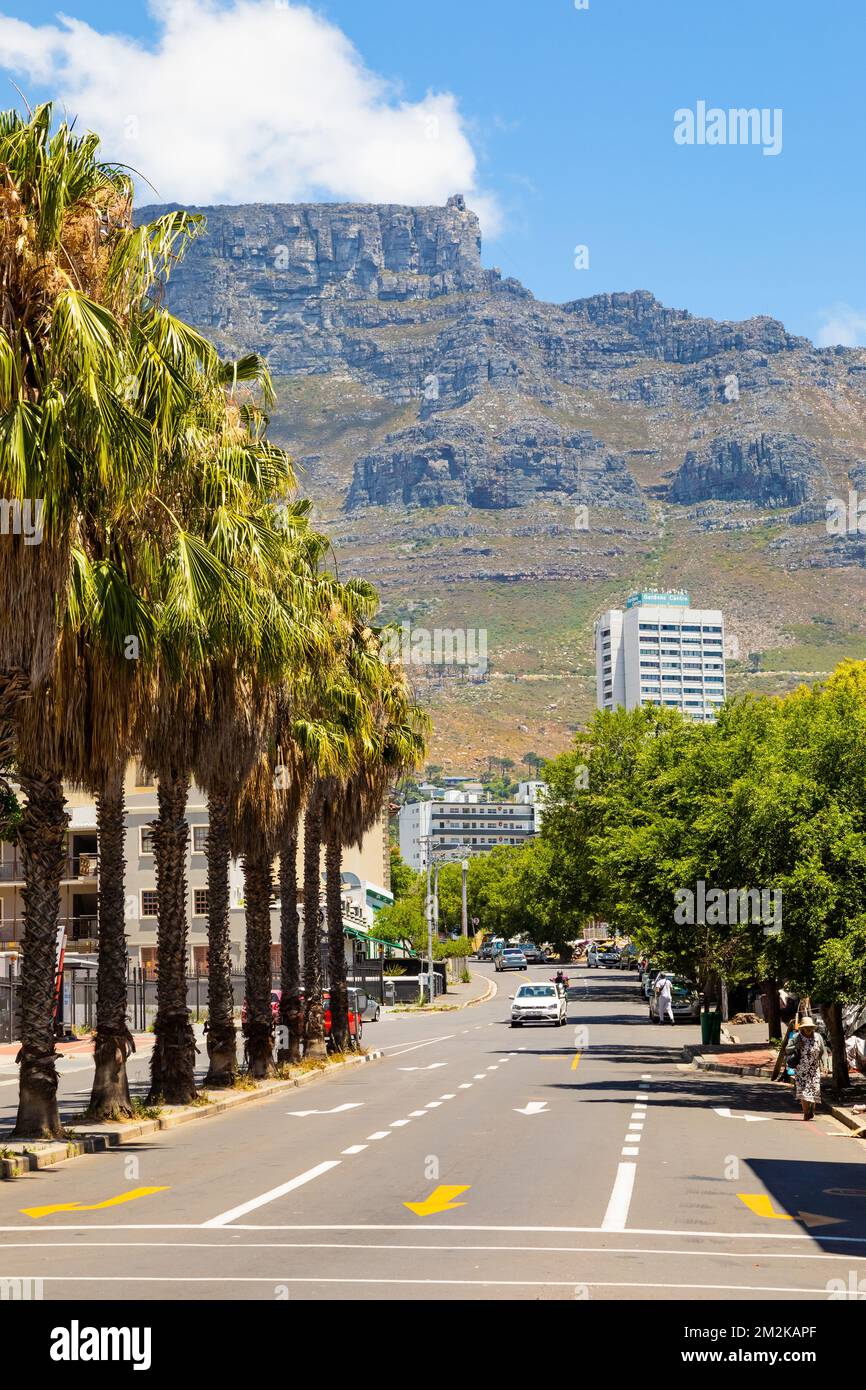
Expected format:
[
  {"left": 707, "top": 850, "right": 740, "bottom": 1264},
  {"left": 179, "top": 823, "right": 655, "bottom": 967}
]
[{"left": 138, "top": 196, "right": 866, "bottom": 769}]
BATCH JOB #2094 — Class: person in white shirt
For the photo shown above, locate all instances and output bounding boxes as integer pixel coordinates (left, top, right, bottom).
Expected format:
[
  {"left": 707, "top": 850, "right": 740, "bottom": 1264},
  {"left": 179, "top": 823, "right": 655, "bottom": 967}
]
[{"left": 655, "top": 972, "right": 675, "bottom": 1025}]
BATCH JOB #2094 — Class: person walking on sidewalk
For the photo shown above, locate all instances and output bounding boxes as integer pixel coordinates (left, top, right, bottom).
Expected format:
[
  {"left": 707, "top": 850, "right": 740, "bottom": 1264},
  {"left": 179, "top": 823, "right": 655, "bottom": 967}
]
[
  {"left": 790, "top": 1016, "right": 827, "bottom": 1120},
  {"left": 655, "top": 972, "right": 675, "bottom": 1026}
]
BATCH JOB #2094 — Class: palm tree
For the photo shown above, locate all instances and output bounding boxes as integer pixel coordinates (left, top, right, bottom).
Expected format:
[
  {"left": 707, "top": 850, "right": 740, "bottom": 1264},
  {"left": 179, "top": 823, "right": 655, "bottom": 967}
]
[{"left": 0, "top": 106, "right": 205, "bottom": 1135}]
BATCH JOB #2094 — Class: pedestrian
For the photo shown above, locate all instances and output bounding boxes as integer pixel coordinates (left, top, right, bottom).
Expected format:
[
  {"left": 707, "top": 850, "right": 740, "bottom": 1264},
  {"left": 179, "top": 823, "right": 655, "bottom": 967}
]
[
  {"left": 655, "top": 972, "right": 675, "bottom": 1025},
  {"left": 790, "top": 1016, "right": 828, "bottom": 1120}
]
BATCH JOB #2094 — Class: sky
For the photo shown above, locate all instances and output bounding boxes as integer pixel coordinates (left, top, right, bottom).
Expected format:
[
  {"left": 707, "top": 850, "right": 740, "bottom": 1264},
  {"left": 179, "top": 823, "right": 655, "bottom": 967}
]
[{"left": 1, "top": 0, "right": 863, "bottom": 345}]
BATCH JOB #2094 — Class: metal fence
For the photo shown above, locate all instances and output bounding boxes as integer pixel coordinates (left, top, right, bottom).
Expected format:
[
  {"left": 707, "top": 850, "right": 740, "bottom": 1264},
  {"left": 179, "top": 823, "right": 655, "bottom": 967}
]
[{"left": 0, "top": 956, "right": 390, "bottom": 1043}]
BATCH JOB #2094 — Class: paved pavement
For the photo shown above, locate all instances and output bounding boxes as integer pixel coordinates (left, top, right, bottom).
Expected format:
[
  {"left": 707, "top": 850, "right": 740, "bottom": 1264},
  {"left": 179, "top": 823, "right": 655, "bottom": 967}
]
[{"left": 1, "top": 963, "right": 865, "bottom": 1301}]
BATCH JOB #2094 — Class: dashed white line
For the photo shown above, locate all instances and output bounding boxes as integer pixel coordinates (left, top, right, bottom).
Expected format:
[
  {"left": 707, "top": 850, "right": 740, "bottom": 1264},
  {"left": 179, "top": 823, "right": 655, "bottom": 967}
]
[
  {"left": 439, "top": 1094, "right": 457, "bottom": 1100},
  {"left": 390, "top": 1120, "right": 411, "bottom": 1128},
  {"left": 408, "top": 1110, "right": 428, "bottom": 1118},
  {"left": 367, "top": 1131, "right": 391, "bottom": 1141},
  {"left": 342, "top": 1145, "right": 367, "bottom": 1155},
  {"left": 601, "top": 1162, "right": 637, "bottom": 1232}
]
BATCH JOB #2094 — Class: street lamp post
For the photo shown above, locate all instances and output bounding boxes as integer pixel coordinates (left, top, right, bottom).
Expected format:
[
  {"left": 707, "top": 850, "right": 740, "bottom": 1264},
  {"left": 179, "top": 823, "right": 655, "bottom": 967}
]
[{"left": 461, "top": 859, "right": 469, "bottom": 937}]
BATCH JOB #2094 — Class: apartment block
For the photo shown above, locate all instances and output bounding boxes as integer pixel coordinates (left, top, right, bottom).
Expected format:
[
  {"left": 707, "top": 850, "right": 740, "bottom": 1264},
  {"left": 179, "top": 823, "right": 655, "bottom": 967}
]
[
  {"left": 399, "top": 781, "right": 545, "bottom": 872},
  {"left": 595, "top": 589, "right": 726, "bottom": 723}
]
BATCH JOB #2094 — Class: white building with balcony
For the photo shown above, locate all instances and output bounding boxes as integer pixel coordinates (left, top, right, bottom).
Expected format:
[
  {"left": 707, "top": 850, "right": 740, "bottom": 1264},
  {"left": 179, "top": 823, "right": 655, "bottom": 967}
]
[
  {"left": 595, "top": 590, "right": 726, "bottom": 723},
  {"left": 399, "top": 781, "right": 545, "bottom": 872}
]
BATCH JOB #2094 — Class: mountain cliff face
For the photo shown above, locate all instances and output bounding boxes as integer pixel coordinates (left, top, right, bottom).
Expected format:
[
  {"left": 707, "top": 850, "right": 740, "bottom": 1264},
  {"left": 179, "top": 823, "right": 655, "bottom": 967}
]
[{"left": 137, "top": 196, "right": 866, "bottom": 768}]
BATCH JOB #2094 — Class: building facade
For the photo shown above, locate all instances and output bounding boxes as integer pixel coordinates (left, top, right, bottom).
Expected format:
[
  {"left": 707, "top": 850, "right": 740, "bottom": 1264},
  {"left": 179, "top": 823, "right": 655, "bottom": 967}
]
[
  {"left": 595, "top": 590, "right": 726, "bottom": 723},
  {"left": 0, "top": 763, "right": 393, "bottom": 972},
  {"left": 399, "top": 781, "right": 545, "bottom": 872}
]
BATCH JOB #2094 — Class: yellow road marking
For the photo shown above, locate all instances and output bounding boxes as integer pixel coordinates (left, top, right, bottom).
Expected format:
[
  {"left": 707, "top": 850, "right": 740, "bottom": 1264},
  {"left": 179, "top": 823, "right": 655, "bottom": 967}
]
[
  {"left": 404, "top": 1185, "right": 470, "bottom": 1217},
  {"left": 21, "top": 1186, "right": 169, "bottom": 1220},
  {"left": 737, "top": 1193, "right": 792, "bottom": 1221},
  {"left": 571, "top": 1052, "right": 582, "bottom": 1071}
]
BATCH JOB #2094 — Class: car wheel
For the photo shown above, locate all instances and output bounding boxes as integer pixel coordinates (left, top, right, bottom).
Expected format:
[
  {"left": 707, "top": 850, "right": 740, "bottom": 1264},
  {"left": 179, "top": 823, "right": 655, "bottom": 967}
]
[
  {"left": 374, "top": 1006, "right": 381, "bottom": 1022},
  {"left": 511, "top": 1020, "right": 521, "bottom": 1027}
]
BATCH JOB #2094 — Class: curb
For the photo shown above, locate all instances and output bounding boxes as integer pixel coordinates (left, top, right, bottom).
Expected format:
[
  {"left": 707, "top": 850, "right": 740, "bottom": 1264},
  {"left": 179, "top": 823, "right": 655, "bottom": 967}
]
[
  {"left": 0, "top": 1049, "right": 382, "bottom": 1179},
  {"left": 387, "top": 973, "right": 497, "bottom": 1014}
]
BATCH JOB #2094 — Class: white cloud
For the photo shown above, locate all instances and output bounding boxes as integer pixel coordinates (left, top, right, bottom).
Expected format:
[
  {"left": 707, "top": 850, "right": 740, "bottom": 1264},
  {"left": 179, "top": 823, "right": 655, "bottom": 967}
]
[
  {"left": 816, "top": 303, "right": 866, "bottom": 348},
  {"left": 0, "top": 0, "right": 499, "bottom": 230}
]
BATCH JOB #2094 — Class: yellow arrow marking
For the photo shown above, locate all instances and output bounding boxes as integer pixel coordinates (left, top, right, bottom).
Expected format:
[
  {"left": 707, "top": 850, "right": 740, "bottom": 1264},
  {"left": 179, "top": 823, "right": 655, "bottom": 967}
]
[
  {"left": 21, "top": 1186, "right": 168, "bottom": 1220},
  {"left": 571, "top": 1052, "right": 582, "bottom": 1071},
  {"left": 737, "top": 1193, "right": 793, "bottom": 1221},
  {"left": 404, "top": 1184, "right": 470, "bottom": 1217}
]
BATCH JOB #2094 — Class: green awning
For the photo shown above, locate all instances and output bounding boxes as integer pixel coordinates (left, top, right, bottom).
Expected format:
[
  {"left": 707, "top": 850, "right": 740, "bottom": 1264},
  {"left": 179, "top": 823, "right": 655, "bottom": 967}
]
[{"left": 343, "top": 924, "right": 417, "bottom": 957}]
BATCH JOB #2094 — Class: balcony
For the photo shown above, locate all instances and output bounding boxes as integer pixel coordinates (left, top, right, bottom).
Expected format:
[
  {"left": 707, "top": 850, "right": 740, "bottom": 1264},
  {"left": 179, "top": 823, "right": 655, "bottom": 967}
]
[
  {"left": 0, "top": 914, "right": 98, "bottom": 948},
  {"left": 0, "top": 853, "right": 98, "bottom": 884}
]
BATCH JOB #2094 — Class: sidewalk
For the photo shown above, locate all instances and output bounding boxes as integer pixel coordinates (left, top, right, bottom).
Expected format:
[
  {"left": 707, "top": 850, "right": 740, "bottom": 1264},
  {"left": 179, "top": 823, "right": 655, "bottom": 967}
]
[
  {"left": 385, "top": 970, "right": 495, "bottom": 1014},
  {"left": 682, "top": 1027, "right": 866, "bottom": 1138}
]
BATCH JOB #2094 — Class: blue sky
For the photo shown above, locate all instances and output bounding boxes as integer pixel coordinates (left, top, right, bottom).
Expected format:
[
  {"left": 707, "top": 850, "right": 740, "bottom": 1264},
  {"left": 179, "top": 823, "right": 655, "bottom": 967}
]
[{"left": 2, "top": 0, "right": 864, "bottom": 343}]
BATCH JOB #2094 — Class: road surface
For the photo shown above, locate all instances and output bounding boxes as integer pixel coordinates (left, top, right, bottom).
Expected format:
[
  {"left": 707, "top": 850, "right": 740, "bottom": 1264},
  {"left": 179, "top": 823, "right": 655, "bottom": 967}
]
[{"left": 2, "top": 963, "right": 865, "bottom": 1301}]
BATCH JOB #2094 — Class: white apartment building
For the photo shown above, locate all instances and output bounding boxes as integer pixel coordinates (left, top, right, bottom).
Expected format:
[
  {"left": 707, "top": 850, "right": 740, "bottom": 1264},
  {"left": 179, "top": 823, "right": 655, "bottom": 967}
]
[
  {"left": 595, "top": 590, "right": 726, "bottom": 723},
  {"left": 399, "top": 781, "right": 545, "bottom": 872}
]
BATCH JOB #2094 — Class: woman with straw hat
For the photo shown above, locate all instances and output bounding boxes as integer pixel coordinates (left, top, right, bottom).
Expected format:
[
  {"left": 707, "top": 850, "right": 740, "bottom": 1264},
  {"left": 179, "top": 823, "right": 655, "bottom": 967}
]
[{"left": 790, "top": 1016, "right": 828, "bottom": 1120}]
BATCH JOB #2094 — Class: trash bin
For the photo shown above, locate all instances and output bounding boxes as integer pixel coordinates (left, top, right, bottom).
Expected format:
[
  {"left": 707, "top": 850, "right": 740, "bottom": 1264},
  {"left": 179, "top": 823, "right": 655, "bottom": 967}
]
[{"left": 701, "top": 1006, "right": 721, "bottom": 1045}]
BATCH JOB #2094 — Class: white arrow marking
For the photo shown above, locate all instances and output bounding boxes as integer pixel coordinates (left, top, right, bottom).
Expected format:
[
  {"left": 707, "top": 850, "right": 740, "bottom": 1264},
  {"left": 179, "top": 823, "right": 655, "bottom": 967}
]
[
  {"left": 286, "top": 1103, "right": 364, "bottom": 1118},
  {"left": 713, "top": 1107, "right": 773, "bottom": 1123},
  {"left": 514, "top": 1101, "right": 549, "bottom": 1116},
  {"left": 399, "top": 1062, "right": 447, "bottom": 1072}
]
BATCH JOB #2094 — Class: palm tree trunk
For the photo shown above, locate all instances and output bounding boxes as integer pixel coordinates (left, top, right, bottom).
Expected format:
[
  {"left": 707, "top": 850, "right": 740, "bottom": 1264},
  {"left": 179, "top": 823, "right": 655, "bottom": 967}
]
[
  {"left": 302, "top": 790, "right": 327, "bottom": 1059},
  {"left": 242, "top": 846, "right": 276, "bottom": 1078},
  {"left": 11, "top": 765, "right": 67, "bottom": 1139},
  {"left": 87, "top": 764, "right": 135, "bottom": 1120},
  {"left": 148, "top": 769, "right": 197, "bottom": 1104},
  {"left": 277, "top": 814, "right": 302, "bottom": 1064},
  {"left": 204, "top": 789, "right": 237, "bottom": 1086},
  {"left": 326, "top": 825, "right": 350, "bottom": 1052}
]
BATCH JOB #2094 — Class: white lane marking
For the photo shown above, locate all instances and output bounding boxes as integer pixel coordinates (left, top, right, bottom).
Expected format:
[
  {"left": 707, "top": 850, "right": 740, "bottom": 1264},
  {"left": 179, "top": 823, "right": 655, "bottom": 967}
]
[
  {"left": 366, "top": 1131, "right": 390, "bottom": 1141},
  {"left": 5, "top": 1223, "right": 866, "bottom": 1244},
  {"left": 384, "top": 1034, "right": 456, "bottom": 1058},
  {"left": 601, "top": 1162, "right": 637, "bottom": 1232},
  {"left": 641, "top": 1073, "right": 652, "bottom": 1079},
  {"left": 621, "top": 1146, "right": 640, "bottom": 1156},
  {"left": 713, "top": 1106, "right": 773, "bottom": 1123},
  {"left": 424, "top": 1101, "right": 442, "bottom": 1109},
  {"left": 408, "top": 1110, "right": 428, "bottom": 1117},
  {"left": 341, "top": 1145, "right": 367, "bottom": 1155},
  {"left": 518, "top": 1046, "right": 526, "bottom": 1051},
  {"left": 390, "top": 1119, "right": 411, "bottom": 1128},
  {"left": 628, "top": 1123, "right": 644, "bottom": 1131},
  {"left": 487, "top": 1065, "right": 499, "bottom": 1071},
  {"left": 458, "top": 1083, "right": 472, "bottom": 1090},
  {"left": 473, "top": 1073, "right": 487, "bottom": 1080},
  {"left": 514, "top": 1101, "right": 548, "bottom": 1115},
  {"left": 9, "top": 1276, "right": 844, "bottom": 1293},
  {"left": 438, "top": 1093, "right": 456, "bottom": 1100},
  {"left": 638, "top": 1083, "right": 650, "bottom": 1090},
  {"left": 202, "top": 1161, "right": 341, "bottom": 1228},
  {"left": 13, "top": 1241, "right": 864, "bottom": 1263},
  {"left": 499, "top": 1058, "right": 510, "bottom": 1064},
  {"left": 287, "top": 1103, "right": 363, "bottom": 1117},
  {"left": 634, "top": 1102, "right": 647, "bottom": 1109},
  {"left": 399, "top": 1062, "right": 447, "bottom": 1072}
]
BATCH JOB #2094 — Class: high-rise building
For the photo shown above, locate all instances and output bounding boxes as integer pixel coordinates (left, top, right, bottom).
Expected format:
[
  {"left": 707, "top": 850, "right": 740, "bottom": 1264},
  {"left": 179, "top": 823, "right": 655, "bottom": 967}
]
[{"left": 595, "top": 590, "right": 726, "bottom": 722}]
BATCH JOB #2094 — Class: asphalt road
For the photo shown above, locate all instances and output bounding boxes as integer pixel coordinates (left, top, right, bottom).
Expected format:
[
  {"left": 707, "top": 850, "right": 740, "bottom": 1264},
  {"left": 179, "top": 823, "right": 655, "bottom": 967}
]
[{"left": 2, "top": 963, "right": 866, "bottom": 1301}]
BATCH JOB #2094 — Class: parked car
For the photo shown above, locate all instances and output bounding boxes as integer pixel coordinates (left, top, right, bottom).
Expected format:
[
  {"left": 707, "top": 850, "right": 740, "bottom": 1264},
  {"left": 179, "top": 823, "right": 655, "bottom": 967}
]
[
  {"left": 516, "top": 942, "right": 548, "bottom": 964},
  {"left": 323, "top": 989, "right": 363, "bottom": 1048},
  {"left": 495, "top": 947, "right": 528, "bottom": 972},
  {"left": 588, "top": 944, "right": 620, "bottom": 968},
  {"left": 479, "top": 937, "right": 505, "bottom": 961},
  {"left": 640, "top": 965, "right": 659, "bottom": 999},
  {"left": 510, "top": 981, "right": 567, "bottom": 1027},
  {"left": 349, "top": 987, "right": 380, "bottom": 1023},
  {"left": 241, "top": 989, "right": 281, "bottom": 1025},
  {"left": 648, "top": 974, "right": 701, "bottom": 1023}
]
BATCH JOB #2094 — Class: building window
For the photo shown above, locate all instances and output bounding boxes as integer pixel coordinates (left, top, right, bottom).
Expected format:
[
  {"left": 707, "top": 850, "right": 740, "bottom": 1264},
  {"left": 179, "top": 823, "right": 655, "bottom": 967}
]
[
  {"left": 139, "top": 826, "right": 155, "bottom": 855},
  {"left": 193, "top": 889, "right": 209, "bottom": 916},
  {"left": 193, "top": 826, "right": 209, "bottom": 853},
  {"left": 141, "top": 891, "right": 158, "bottom": 918}
]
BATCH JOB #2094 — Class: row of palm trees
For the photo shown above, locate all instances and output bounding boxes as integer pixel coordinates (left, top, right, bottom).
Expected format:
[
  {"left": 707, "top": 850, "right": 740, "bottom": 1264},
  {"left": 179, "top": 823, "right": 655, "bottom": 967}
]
[{"left": 0, "top": 104, "right": 428, "bottom": 1139}]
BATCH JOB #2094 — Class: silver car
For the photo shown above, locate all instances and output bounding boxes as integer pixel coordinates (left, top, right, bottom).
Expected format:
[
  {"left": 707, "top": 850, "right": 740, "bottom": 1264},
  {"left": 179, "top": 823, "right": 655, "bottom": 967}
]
[{"left": 495, "top": 948, "right": 528, "bottom": 972}]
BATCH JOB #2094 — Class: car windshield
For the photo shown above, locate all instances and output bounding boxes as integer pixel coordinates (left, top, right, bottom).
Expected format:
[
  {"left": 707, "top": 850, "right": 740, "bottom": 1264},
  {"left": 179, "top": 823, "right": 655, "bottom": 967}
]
[{"left": 516, "top": 985, "right": 556, "bottom": 998}]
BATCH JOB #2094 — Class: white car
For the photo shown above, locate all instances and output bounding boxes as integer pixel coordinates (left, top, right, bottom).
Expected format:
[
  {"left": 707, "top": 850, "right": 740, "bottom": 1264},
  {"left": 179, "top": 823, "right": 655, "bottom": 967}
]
[{"left": 510, "top": 982, "right": 568, "bottom": 1027}]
